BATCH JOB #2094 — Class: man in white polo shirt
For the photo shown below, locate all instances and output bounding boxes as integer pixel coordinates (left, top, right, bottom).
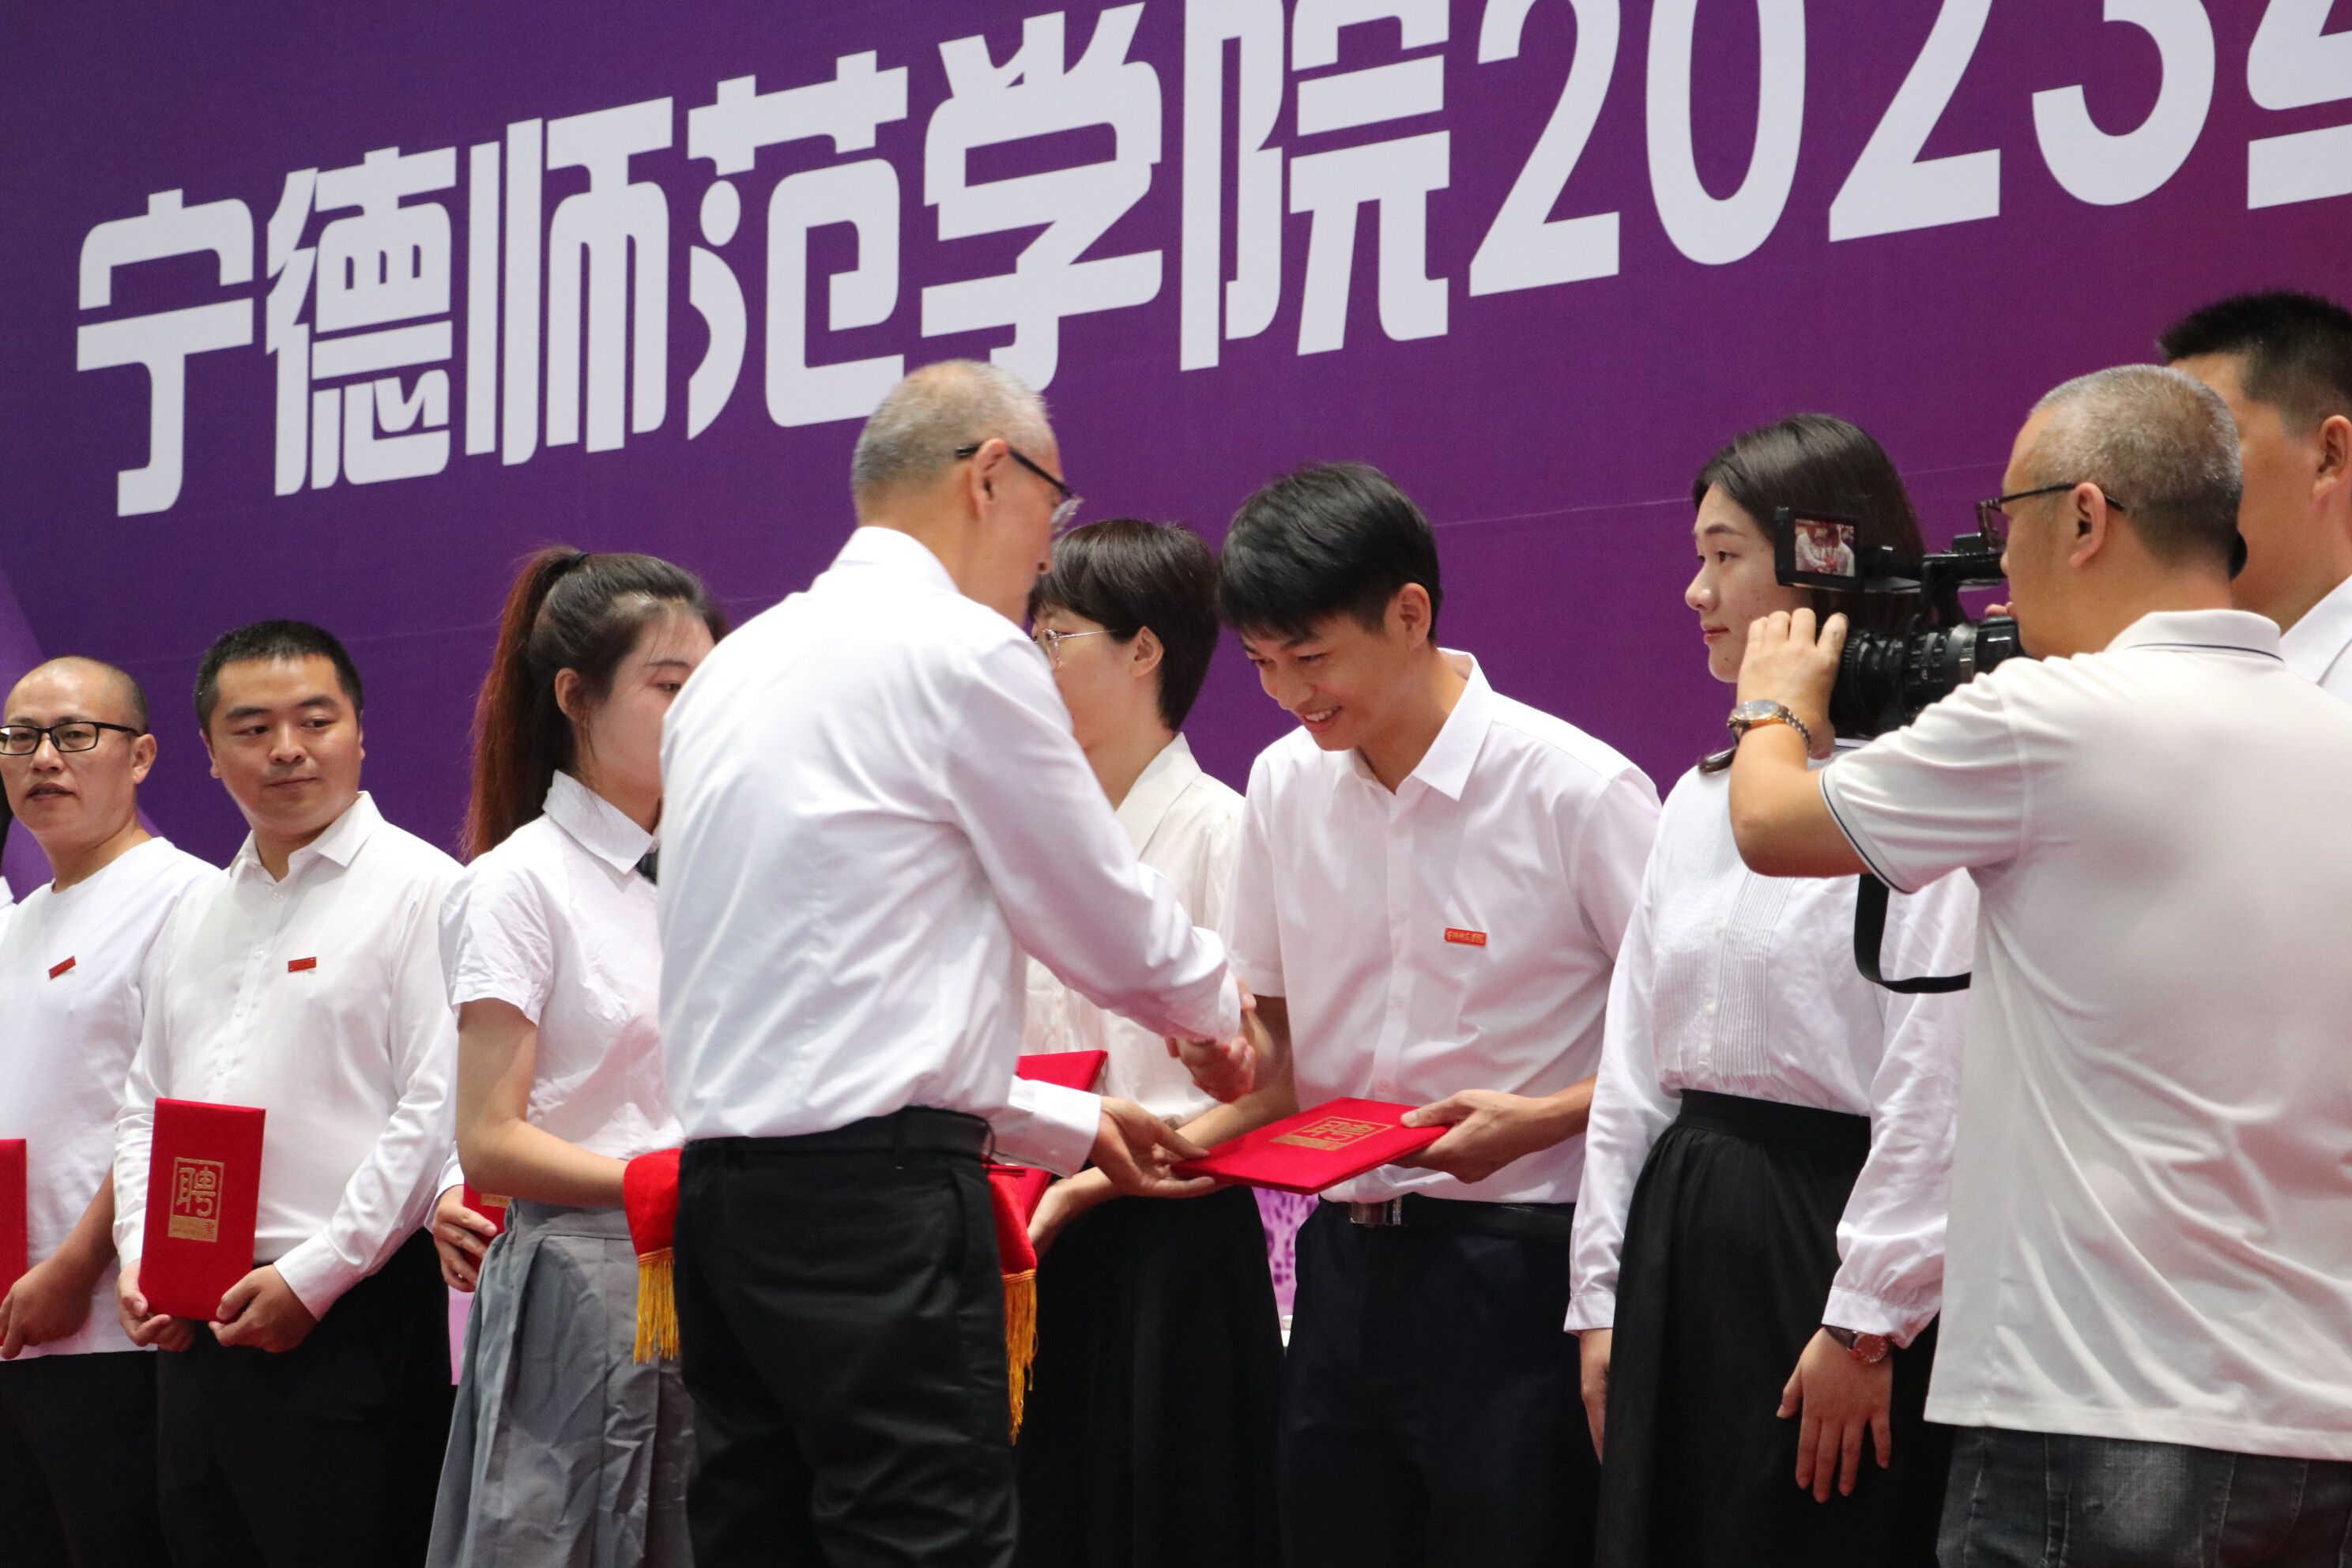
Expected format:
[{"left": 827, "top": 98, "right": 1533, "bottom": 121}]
[
  {"left": 0, "top": 658, "right": 210, "bottom": 1566},
  {"left": 1726, "top": 364, "right": 2352, "bottom": 1561},
  {"left": 2161, "top": 290, "right": 2352, "bottom": 702},
  {"left": 1216, "top": 462, "right": 1659, "bottom": 1568}
]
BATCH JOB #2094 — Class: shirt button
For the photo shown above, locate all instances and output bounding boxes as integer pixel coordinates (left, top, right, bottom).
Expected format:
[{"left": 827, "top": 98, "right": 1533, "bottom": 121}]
[{"left": 1704, "top": 1002, "right": 1717, "bottom": 1017}]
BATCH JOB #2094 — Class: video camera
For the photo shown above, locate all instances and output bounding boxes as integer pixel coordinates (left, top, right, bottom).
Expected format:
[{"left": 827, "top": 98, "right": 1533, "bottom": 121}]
[
  {"left": 1770, "top": 507, "right": 2027, "bottom": 994},
  {"left": 1770, "top": 507, "right": 2024, "bottom": 739}
]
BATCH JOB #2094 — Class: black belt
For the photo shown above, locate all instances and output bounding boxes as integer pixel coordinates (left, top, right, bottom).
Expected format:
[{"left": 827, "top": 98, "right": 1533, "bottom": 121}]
[
  {"left": 1320, "top": 1193, "right": 1576, "bottom": 1243},
  {"left": 1675, "top": 1089, "right": 1870, "bottom": 1159},
  {"left": 688, "top": 1107, "right": 992, "bottom": 1164}
]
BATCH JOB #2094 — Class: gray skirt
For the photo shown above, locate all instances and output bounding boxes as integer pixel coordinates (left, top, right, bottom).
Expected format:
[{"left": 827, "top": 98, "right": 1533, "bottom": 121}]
[{"left": 427, "top": 1199, "right": 695, "bottom": 1568}]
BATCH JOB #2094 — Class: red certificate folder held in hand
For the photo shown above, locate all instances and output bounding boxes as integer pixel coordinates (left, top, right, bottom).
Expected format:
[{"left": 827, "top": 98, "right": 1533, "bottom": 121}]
[
  {"left": 993, "top": 1051, "right": 1111, "bottom": 1219},
  {"left": 139, "top": 1098, "right": 266, "bottom": 1321},
  {"left": 1174, "top": 1098, "right": 1445, "bottom": 1196},
  {"left": 461, "top": 1183, "right": 510, "bottom": 1238},
  {"left": 0, "top": 1140, "right": 26, "bottom": 1294}
]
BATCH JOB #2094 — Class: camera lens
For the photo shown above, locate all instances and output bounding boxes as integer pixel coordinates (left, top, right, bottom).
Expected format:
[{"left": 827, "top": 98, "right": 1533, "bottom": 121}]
[{"left": 1834, "top": 616, "right": 2023, "bottom": 738}]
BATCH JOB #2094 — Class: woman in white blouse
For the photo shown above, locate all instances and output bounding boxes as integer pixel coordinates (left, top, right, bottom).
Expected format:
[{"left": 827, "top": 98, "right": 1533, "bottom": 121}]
[
  {"left": 1566, "top": 416, "right": 1975, "bottom": 1566},
  {"left": 423, "top": 548, "right": 723, "bottom": 1568},
  {"left": 1014, "top": 519, "right": 1287, "bottom": 1568}
]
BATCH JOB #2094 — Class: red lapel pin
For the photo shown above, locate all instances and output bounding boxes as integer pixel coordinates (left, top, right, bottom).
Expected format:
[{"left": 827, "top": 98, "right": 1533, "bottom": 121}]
[
  {"left": 287, "top": 956, "right": 318, "bottom": 973},
  {"left": 47, "top": 956, "right": 76, "bottom": 978}
]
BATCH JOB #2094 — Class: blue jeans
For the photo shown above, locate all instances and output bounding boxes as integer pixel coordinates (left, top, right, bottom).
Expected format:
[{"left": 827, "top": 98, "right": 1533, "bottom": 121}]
[{"left": 1939, "top": 1427, "right": 2352, "bottom": 1566}]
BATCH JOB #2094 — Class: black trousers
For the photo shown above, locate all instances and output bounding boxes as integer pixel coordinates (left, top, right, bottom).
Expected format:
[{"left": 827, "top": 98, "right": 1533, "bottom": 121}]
[
  {"left": 1282, "top": 1200, "right": 1599, "bottom": 1568},
  {"left": 1014, "top": 1183, "right": 1284, "bottom": 1568},
  {"left": 676, "top": 1111, "right": 1015, "bottom": 1568},
  {"left": 155, "top": 1230, "right": 454, "bottom": 1568},
  {"left": 0, "top": 1348, "right": 171, "bottom": 1567}
]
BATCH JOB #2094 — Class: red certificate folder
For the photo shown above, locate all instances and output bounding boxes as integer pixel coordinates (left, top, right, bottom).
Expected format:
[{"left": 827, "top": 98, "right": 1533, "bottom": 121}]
[
  {"left": 139, "top": 1098, "right": 266, "bottom": 1321},
  {"left": 461, "top": 1183, "right": 510, "bottom": 1238},
  {"left": 1173, "top": 1098, "right": 1446, "bottom": 1195},
  {"left": 0, "top": 1140, "right": 25, "bottom": 1294}
]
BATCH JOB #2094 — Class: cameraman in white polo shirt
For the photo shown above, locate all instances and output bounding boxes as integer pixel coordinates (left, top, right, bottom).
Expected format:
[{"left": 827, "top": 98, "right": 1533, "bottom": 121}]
[{"left": 1723, "top": 364, "right": 2352, "bottom": 1564}]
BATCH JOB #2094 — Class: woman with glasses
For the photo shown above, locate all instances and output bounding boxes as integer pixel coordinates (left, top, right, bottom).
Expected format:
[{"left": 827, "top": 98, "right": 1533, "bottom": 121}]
[
  {"left": 424, "top": 548, "right": 724, "bottom": 1568},
  {"left": 1014, "top": 518, "right": 1285, "bottom": 1568},
  {"left": 1565, "top": 415, "right": 1975, "bottom": 1567}
]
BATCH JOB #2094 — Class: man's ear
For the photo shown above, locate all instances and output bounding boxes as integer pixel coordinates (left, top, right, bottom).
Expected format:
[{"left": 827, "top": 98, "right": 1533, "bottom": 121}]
[
  {"left": 2067, "top": 484, "right": 2112, "bottom": 570},
  {"left": 130, "top": 731, "right": 157, "bottom": 786},
  {"left": 199, "top": 727, "right": 220, "bottom": 781},
  {"left": 1389, "top": 582, "right": 1434, "bottom": 646},
  {"left": 2314, "top": 413, "right": 2351, "bottom": 496}
]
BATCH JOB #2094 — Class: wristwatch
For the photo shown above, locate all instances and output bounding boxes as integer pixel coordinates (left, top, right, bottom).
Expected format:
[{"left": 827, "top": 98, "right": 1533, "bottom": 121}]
[
  {"left": 1823, "top": 1325, "right": 1892, "bottom": 1364},
  {"left": 1727, "top": 699, "right": 1813, "bottom": 749}
]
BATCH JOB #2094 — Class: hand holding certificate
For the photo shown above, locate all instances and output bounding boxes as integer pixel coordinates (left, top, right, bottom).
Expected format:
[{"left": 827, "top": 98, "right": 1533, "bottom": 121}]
[{"left": 1172, "top": 1099, "right": 1445, "bottom": 1195}]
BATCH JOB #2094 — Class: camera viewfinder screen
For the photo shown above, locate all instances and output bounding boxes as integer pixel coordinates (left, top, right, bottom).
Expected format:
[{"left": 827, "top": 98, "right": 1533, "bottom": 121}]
[{"left": 1780, "top": 512, "right": 1864, "bottom": 588}]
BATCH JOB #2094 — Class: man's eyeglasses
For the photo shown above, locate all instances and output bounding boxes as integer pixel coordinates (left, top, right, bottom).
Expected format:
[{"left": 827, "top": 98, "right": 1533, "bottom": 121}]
[
  {"left": 1976, "top": 483, "right": 2128, "bottom": 552},
  {"left": 955, "top": 442, "right": 1081, "bottom": 533},
  {"left": 0, "top": 721, "right": 144, "bottom": 757},
  {"left": 1030, "top": 628, "right": 1110, "bottom": 668}
]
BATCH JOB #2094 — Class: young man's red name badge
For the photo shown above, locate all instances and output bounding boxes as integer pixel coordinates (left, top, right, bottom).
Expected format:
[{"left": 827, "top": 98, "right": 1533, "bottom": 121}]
[
  {"left": 1173, "top": 1098, "right": 1445, "bottom": 1195},
  {"left": 286, "top": 956, "right": 317, "bottom": 973},
  {"left": 47, "top": 956, "right": 76, "bottom": 978},
  {"left": 138, "top": 1099, "right": 266, "bottom": 1320},
  {"left": 1444, "top": 928, "right": 1487, "bottom": 947}
]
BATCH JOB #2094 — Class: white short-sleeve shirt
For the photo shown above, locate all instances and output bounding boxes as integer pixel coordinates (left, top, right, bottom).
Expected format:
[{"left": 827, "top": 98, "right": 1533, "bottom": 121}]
[
  {"left": 1223, "top": 653, "right": 1660, "bottom": 1205},
  {"left": 439, "top": 771, "right": 680, "bottom": 1165},
  {"left": 0, "top": 838, "right": 212, "bottom": 1356},
  {"left": 1820, "top": 609, "right": 2352, "bottom": 1459},
  {"left": 1023, "top": 735, "right": 1241, "bottom": 1122}
]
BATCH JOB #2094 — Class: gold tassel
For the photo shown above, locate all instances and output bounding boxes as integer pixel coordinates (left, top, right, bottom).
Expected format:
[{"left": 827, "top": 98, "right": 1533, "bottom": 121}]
[
  {"left": 635, "top": 1247, "right": 679, "bottom": 1363},
  {"left": 1003, "top": 1268, "right": 1038, "bottom": 1438}
]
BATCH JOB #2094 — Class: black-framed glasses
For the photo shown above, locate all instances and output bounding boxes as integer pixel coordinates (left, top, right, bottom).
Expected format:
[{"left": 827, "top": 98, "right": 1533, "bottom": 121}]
[
  {"left": 0, "top": 721, "right": 145, "bottom": 757},
  {"left": 1976, "top": 482, "right": 2128, "bottom": 551},
  {"left": 954, "top": 442, "right": 1081, "bottom": 533}
]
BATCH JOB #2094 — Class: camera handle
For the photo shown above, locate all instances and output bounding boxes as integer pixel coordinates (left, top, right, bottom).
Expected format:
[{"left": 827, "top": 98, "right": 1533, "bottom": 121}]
[{"left": 1853, "top": 875, "right": 1970, "bottom": 993}]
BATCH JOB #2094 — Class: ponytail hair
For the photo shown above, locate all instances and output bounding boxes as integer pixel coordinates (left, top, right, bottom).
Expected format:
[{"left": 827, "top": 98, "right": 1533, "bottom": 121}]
[{"left": 464, "top": 548, "right": 728, "bottom": 858}]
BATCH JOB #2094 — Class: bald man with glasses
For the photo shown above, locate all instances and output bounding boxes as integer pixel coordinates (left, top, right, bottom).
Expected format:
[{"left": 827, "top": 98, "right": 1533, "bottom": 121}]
[{"left": 0, "top": 658, "right": 211, "bottom": 1567}]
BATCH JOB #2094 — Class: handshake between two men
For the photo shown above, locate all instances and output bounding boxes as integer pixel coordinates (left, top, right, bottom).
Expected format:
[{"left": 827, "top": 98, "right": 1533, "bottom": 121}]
[{"left": 1078, "top": 979, "right": 1595, "bottom": 1210}]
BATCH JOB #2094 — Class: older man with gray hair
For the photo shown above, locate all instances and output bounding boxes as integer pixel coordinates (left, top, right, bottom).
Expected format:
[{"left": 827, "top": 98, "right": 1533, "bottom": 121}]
[
  {"left": 1724, "top": 364, "right": 2352, "bottom": 1562},
  {"left": 658, "top": 360, "right": 1246, "bottom": 1565}
]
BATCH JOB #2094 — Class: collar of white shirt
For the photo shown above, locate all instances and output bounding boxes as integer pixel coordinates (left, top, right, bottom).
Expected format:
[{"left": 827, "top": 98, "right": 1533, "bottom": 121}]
[
  {"left": 2103, "top": 607, "right": 2285, "bottom": 659},
  {"left": 543, "top": 770, "right": 654, "bottom": 874},
  {"left": 229, "top": 790, "right": 385, "bottom": 886},
  {"left": 1344, "top": 650, "right": 1493, "bottom": 804},
  {"left": 831, "top": 524, "right": 961, "bottom": 595},
  {"left": 2279, "top": 571, "right": 2352, "bottom": 682},
  {"left": 1114, "top": 734, "right": 1204, "bottom": 854}
]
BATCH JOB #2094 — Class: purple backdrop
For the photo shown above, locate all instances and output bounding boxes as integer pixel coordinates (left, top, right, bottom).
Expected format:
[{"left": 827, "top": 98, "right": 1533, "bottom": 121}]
[{"left": 5, "top": 1, "right": 2349, "bottom": 882}]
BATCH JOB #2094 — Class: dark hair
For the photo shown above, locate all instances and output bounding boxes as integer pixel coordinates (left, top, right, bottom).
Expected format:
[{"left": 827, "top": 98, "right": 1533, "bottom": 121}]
[
  {"left": 1219, "top": 462, "right": 1442, "bottom": 641},
  {"left": 2159, "top": 290, "right": 2352, "bottom": 430},
  {"left": 194, "top": 620, "right": 364, "bottom": 733},
  {"left": 464, "top": 548, "right": 727, "bottom": 858},
  {"left": 1691, "top": 415, "right": 1928, "bottom": 769},
  {"left": 1029, "top": 518, "right": 1222, "bottom": 730}
]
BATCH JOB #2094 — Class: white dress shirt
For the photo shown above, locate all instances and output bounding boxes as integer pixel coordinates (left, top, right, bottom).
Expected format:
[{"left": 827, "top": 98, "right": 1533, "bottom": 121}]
[
  {"left": 2281, "top": 569, "right": 2352, "bottom": 701},
  {"left": 1023, "top": 734, "right": 1240, "bottom": 1121},
  {"left": 115, "top": 793, "right": 461, "bottom": 1318},
  {"left": 1821, "top": 609, "right": 2352, "bottom": 1459},
  {"left": 1565, "top": 756, "right": 1973, "bottom": 1344},
  {"left": 659, "top": 527, "right": 1242, "bottom": 1176},
  {"left": 1223, "top": 653, "right": 1660, "bottom": 1205},
  {"left": 0, "top": 838, "right": 211, "bottom": 1356},
  {"left": 439, "top": 771, "right": 680, "bottom": 1185}
]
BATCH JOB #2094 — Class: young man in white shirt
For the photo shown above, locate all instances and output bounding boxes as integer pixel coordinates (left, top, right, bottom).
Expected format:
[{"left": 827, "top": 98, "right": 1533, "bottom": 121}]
[
  {"left": 0, "top": 658, "right": 210, "bottom": 1566},
  {"left": 1729, "top": 365, "right": 2352, "bottom": 1561},
  {"left": 2162, "top": 290, "right": 2352, "bottom": 701},
  {"left": 1214, "top": 462, "right": 1660, "bottom": 1568},
  {"left": 113, "top": 621, "right": 460, "bottom": 1568},
  {"left": 659, "top": 362, "right": 1244, "bottom": 1566}
]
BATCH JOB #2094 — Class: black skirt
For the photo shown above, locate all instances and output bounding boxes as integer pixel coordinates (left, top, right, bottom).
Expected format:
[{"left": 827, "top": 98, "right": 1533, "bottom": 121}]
[
  {"left": 1594, "top": 1091, "right": 1949, "bottom": 1568},
  {"left": 1015, "top": 1183, "right": 1285, "bottom": 1568}
]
